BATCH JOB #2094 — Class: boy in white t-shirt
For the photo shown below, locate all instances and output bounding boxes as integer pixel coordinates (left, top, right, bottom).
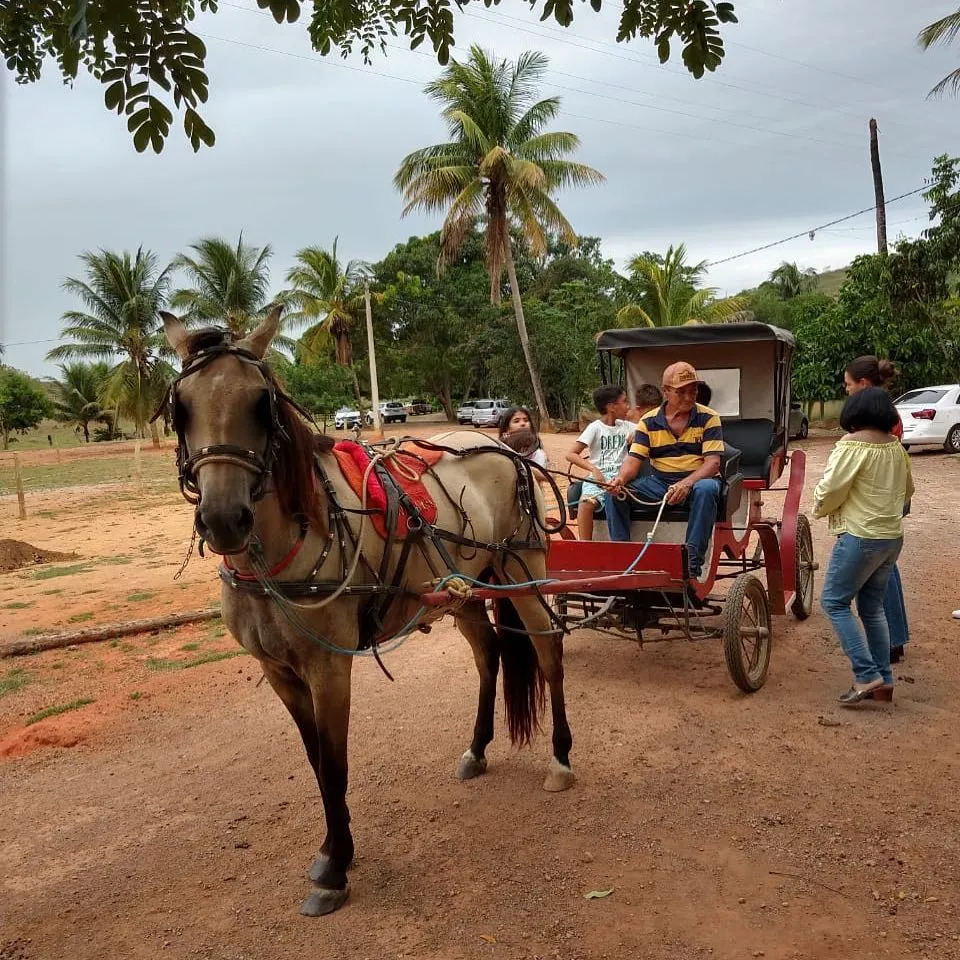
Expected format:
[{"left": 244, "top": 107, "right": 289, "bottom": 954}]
[{"left": 566, "top": 385, "right": 636, "bottom": 540}]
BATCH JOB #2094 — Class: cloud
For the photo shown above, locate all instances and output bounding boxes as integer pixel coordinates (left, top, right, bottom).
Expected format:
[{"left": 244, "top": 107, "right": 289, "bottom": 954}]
[{"left": 2, "top": 0, "right": 959, "bottom": 374}]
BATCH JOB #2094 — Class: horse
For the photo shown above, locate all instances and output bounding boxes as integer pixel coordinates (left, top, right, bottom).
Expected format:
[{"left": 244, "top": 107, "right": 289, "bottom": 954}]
[{"left": 157, "top": 306, "right": 575, "bottom": 917}]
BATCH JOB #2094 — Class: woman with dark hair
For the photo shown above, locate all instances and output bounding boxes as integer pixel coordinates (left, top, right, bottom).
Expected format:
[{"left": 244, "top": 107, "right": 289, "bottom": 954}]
[
  {"left": 498, "top": 405, "right": 548, "bottom": 468},
  {"left": 814, "top": 387, "right": 914, "bottom": 705},
  {"left": 843, "top": 355, "right": 910, "bottom": 662}
]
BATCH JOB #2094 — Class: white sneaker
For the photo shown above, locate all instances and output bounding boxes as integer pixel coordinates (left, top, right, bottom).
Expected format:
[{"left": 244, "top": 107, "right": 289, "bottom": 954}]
[{"left": 953, "top": 609, "right": 960, "bottom": 620}]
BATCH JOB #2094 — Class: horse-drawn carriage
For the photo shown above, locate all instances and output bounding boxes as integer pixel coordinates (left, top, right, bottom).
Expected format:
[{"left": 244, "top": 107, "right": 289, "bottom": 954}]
[
  {"left": 427, "top": 322, "right": 816, "bottom": 694},
  {"left": 157, "top": 309, "right": 815, "bottom": 915}
]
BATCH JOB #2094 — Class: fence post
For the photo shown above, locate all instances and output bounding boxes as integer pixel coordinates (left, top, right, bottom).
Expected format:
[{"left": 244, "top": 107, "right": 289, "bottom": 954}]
[
  {"left": 133, "top": 441, "right": 143, "bottom": 495},
  {"left": 14, "top": 454, "right": 26, "bottom": 520}
]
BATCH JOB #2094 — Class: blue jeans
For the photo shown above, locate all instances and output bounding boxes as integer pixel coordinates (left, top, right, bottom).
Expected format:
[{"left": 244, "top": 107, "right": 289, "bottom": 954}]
[
  {"left": 605, "top": 474, "right": 721, "bottom": 577},
  {"left": 884, "top": 563, "right": 909, "bottom": 649},
  {"left": 820, "top": 534, "right": 903, "bottom": 685}
]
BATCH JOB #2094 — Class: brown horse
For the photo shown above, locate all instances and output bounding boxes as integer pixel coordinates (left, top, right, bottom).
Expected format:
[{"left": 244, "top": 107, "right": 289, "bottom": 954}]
[{"left": 158, "top": 306, "right": 574, "bottom": 916}]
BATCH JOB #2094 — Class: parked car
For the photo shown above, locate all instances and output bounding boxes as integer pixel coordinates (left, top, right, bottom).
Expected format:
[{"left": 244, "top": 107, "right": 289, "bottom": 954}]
[
  {"left": 408, "top": 398, "right": 431, "bottom": 416},
  {"left": 334, "top": 405, "right": 363, "bottom": 430},
  {"left": 788, "top": 401, "right": 809, "bottom": 440},
  {"left": 456, "top": 401, "right": 477, "bottom": 424},
  {"left": 377, "top": 400, "right": 408, "bottom": 424},
  {"left": 895, "top": 384, "right": 960, "bottom": 452},
  {"left": 471, "top": 398, "right": 510, "bottom": 428}
]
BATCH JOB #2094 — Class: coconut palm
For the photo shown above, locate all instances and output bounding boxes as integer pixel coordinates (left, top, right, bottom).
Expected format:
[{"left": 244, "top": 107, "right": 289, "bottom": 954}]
[
  {"left": 918, "top": 9, "right": 960, "bottom": 98},
  {"left": 283, "top": 240, "right": 369, "bottom": 366},
  {"left": 49, "top": 361, "right": 110, "bottom": 442},
  {"left": 768, "top": 261, "right": 817, "bottom": 299},
  {"left": 170, "top": 235, "right": 274, "bottom": 336},
  {"left": 47, "top": 248, "right": 173, "bottom": 439},
  {"left": 394, "top": 45, "right": 604, "bottom": 423},
  {"left": 617, "top": 244, "right": 746, "bottom": 327}
]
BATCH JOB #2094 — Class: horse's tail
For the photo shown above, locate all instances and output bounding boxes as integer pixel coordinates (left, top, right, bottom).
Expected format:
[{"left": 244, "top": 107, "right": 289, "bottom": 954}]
[{"left": 496, "top": 598, "right": 545, "bottom": 747}]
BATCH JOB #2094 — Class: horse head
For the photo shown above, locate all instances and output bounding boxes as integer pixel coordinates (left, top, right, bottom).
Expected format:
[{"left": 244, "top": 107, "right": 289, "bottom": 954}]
[{"left": 160, "top": 304, "right": 291, "bottom": 555}]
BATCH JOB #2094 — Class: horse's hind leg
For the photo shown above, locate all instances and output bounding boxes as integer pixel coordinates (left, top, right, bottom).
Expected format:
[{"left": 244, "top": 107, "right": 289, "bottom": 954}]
[
  {"left": 505, "top": 593, "right": 575, "bottom": 793},
  {"left": 454, "top": 600, "right": 501, "bottom": 780}
]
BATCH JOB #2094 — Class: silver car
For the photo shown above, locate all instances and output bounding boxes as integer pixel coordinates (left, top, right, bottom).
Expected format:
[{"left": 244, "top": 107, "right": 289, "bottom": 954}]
[{"left": 471, "top": 399, "right": 510, "bottom": 428}]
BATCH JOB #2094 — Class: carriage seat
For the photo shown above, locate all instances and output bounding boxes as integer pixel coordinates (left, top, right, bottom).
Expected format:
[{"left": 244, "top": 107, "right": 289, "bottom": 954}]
[
  {"left": 721, "top": 418, "right": 780, "bottom": 483},
  {"left": 567, "top": 444, "right": 743, "bottom": 524}
]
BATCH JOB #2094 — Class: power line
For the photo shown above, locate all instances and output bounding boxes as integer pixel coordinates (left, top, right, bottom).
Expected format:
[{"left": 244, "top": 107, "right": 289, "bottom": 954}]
[{"left": 706, "top": 186, "right": 928, "bottom": 267}]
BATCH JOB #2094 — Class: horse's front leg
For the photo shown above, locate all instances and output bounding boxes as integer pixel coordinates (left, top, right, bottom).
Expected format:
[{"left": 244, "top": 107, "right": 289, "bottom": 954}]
[{"left": 299, "top": 653, "right": 355, "bottom": 917}]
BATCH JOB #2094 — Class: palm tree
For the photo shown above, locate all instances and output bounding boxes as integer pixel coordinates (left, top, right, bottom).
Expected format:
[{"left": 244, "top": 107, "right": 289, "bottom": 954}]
[
  {"left": 47, "top": 248, "right": 173, "bottom": 440},
  {"left": 283, "top": 240, "right": 369, "bottom": 367},
  {"left": 49, "top": 361, "right": 109, "bottom": 442},
  {"left": 394, "top": 45, "right": 604, "bottom": 423},
  {"left": 918, "top": 9, "right": 960, "bottom": 97},
  {"left": 616, "top": 244, "right": 746, "bottom": 327},
  {"left": 768, "top": 261, "right": 817, "bottom": 299},
  {"left": 170, "top": 235, "right": 273, "bottom": 336}
]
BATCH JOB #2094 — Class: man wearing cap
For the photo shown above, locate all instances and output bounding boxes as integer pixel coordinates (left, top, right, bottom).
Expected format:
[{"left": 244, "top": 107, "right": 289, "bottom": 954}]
[{"left": 605, "top": 361, "right": 723, "bottom": 578}]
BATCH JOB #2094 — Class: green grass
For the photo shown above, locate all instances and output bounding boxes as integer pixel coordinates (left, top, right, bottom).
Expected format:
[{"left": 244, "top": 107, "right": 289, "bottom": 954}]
[
  {"left": 0, "top": 453, "right": 175, "bottom": 495},
  {"left": 21, "top": 628, "right": 44, "bottom": 636},
  {"left": 0, "top": 669, "right": 31, "bottom": 699},
  {"left": 180, "top": 642, "right": 201, "bottom": 651},
  {"left": 2, "top": 601, "right": 34, "bottom": 610},
  {"left": 23, "top": 563, "right": 94, "bottom": 581},
  {"left": 126, "top": 591, "right": 155, "bottom": 603},
  {"left": 68, "top": 611, "right": 95, "bottom": 623},
  {"left": 814, "top": 266, "right": 849, "bottom": 298},
  {"left": 25, "top": 698, "right": 95, "bottom": 726},
  {"left": 102, "top": 556, "right": 133, "bottom": 566},
  {"left": 129, "top": 691, "right": 144, "bottom": 701},
  {"left": 36, "top": 510, "right": 59, "bottom": 520},
  {"left": 145, "top": 649, "right": 246, "bottom": 672}
]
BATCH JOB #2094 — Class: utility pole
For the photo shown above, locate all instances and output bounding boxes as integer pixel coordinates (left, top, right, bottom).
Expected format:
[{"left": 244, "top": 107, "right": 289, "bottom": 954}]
[
  {"left": 869, "top": 118, "right": 888, "bottom": 254},
  {"left": 364, "top": 281, "right": 383, "bottom": 439}
]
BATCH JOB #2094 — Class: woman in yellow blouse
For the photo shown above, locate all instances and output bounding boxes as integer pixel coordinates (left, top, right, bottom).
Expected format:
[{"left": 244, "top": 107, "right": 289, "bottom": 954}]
[{"left": 814, "top": 388, "right": 914, "bottom": 705}]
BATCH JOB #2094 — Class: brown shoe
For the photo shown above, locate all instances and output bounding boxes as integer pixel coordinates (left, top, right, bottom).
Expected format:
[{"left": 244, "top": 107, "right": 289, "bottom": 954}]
[{"left": 869, "top": 684, "right": 894, "bottom": 702}]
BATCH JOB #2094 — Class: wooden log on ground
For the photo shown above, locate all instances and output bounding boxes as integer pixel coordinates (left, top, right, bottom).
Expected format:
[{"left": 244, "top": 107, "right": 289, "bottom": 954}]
[{"left": 0, "top": 607, "right": 222, "bottom": 659}]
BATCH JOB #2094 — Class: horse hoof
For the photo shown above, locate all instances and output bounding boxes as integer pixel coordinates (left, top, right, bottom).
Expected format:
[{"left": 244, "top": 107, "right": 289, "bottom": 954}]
[
  {"left": 456, "top": 750, "right": 488, "bottom": 781},
  {"left": 543, "top": 758, "right": 575, "bottom": 793},
  {"left": 299, "top": 886, "right": 349, "bottom": 917}
]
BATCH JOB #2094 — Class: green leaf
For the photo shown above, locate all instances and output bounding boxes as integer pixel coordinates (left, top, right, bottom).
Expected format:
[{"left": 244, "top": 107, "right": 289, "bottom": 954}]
[
  {"left": 132, "top": 121, "right": 152, "bottom": 153},
  {"left": 585, "top": 888, "right": 614, "bottom": 899},
  {"left": 104, "top": 80, "right": 125, "bottom": 112}
]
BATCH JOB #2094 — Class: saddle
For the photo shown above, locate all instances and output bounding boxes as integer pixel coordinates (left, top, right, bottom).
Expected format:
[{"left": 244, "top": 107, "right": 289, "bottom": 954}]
[{"left": 332, "top": 440, "right": 442, "bottom": 540}]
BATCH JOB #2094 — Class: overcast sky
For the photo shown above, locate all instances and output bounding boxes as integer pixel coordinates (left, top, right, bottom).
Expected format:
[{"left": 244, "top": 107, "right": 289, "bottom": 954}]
[{"left": 2, "top": 0, "right": 959, "bottom": 376}]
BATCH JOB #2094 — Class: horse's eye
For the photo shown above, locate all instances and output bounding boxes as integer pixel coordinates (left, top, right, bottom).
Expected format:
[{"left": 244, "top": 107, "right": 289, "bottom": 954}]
[
  {"left": 173, "top": 397, "right": 189, "bottom": 431},
  {"left": 255, "top": 389, "right": 273, "bottom": 425}
]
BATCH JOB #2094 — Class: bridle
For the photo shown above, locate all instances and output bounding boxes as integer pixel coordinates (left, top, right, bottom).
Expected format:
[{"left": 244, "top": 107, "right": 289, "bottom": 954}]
[{"left": 151, "top": 337, "right": 310, "bottom": 507}]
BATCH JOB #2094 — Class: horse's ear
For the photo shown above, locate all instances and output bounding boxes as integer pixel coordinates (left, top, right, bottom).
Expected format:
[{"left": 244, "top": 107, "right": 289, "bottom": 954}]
[
  {"left": 239, "top": 303, "right": 283, "bottom": 359},
  {"left": 161, "top": 311, "right": 191, "bottom": 360}
]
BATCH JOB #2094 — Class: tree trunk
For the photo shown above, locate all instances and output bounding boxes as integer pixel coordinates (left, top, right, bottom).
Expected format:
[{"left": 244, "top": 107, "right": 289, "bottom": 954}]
[
  {"left": 350, "top": 367, "right": 362, "bottom": 405},
  {"left": 869, "top": 118, "right": 888, "bottom": 255},
  {"left": 1, "top": 429, "right": 8, "bottom": 450},
  {"left": 504, "top": 238, "right": 551, "bottom": 428},
  {"left": 439, "top": 382, "right": 455, "bottom": 422},
  {"left": 149, "top": 418, "right": 161, "bottom": 449}
]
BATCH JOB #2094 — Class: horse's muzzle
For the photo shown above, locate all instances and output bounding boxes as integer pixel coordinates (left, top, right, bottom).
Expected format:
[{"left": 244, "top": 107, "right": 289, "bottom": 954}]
[{"left": 195, "top": 503, "right": 255, "bottom": 555}]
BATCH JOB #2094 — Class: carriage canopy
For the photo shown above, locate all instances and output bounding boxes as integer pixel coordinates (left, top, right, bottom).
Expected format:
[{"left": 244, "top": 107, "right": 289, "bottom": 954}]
[{"left": 596, "top": 322, "right": 796, "bottom": 440}]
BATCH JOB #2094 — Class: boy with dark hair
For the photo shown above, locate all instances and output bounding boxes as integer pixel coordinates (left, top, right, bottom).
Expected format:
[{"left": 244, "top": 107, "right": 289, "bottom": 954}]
[
  {"left": 566, "top": 385, "right": 633, "bottom": 540},
  {"left": 627, "top": 383, "right": 664, "bottom": 422}
]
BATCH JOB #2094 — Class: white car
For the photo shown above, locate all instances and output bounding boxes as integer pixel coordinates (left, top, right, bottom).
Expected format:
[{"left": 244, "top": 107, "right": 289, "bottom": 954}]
[
  {"left": 895, "top": 384, "right": 960, "bottom": 452},
  {"left": 334, "top": 406, "right": 363, "bottom": 430},
  {"left": 377, "top": 401, "right": 408, "bottom": 424}
]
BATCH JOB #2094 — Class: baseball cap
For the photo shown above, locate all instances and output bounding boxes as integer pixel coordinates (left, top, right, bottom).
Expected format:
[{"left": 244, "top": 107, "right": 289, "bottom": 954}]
[{"left": 661, "top": 361, "right": 703, "bottom": 389}]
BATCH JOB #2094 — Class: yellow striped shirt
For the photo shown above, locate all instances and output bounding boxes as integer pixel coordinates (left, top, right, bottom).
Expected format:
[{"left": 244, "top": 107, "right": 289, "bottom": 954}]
[{"left": 629, "top": 403, "right": 724, "bottom": 478}]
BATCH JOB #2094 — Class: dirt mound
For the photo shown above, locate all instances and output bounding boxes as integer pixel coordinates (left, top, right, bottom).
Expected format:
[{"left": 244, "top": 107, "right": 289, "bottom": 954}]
[{"left": 0, "top": 539, "right": 79, "bottom": 574}]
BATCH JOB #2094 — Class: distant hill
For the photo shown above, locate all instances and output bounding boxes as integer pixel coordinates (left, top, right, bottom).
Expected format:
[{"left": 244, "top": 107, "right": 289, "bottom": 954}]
[{"left": 813, "top": 267, "right": 848, "bottom": 297}]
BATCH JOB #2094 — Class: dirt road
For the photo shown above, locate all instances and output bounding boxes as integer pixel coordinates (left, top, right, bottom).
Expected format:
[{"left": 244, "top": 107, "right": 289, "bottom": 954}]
[{"left": 2, "top": 433, "right": 959, "bottom": 960}]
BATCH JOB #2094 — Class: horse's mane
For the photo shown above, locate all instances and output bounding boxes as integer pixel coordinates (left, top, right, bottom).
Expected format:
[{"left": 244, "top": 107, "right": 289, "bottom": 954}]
[
  {"left": 273, "top": 398, "right": 333, "bottom": 534},
  {"left": 180, "top": 327, "right": 334, "bottom": 534}
]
